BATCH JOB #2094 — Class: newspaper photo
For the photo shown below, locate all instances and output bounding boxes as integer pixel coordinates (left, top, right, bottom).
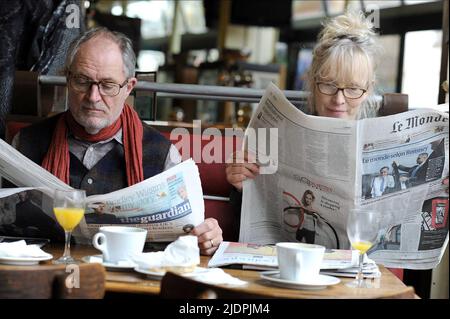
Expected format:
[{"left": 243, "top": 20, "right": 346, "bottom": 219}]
[
  {"left": 239, "top": 83, "right": 449, "bottom": 270},
  {"left": 0, "top": 137, "right": 204, "bottom": 244}
]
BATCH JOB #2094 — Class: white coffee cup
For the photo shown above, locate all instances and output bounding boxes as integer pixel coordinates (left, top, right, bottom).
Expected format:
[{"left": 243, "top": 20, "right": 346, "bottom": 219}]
[
  {"left": 92, "top": 226, "right": 147, "bottom": 264},
  {"left": 276, "top": 242, "right": 325, "bottom": 282}
]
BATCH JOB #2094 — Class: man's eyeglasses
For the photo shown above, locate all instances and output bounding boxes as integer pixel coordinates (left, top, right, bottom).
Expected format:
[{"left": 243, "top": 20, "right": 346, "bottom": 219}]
[
  {"left": 68, "top": 73, "right": 129, "bottom": 97},
  {"left": 316, "top": 82, "right": 367, "bottom": 99}
]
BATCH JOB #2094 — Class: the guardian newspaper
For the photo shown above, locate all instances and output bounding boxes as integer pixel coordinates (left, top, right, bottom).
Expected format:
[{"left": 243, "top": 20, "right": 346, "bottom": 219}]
[{"left": 0, "top": 141, "right": 204, "bottom": 244}]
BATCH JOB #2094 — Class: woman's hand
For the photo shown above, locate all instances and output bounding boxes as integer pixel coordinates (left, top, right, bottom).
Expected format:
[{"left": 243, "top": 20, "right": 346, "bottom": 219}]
[
  {"left": 225, "top": 151, "right": 260, "bottom": 192},
  {"left": 190, "top": 218, "right": 223, "bottom": 256}
]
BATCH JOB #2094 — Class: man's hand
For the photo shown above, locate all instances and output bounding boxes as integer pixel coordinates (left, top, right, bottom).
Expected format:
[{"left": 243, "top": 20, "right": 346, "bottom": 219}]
[
  {"left": 190, "top": 218, "right": 223, "bottom": 256},
  {"left": 225, "top": 151, "right": 260, "bottom": 192}
]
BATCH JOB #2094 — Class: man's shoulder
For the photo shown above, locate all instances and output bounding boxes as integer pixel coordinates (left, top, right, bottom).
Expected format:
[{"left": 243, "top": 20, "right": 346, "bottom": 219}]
[
  {"left": 14, "top": 115, "right": 63, "bottom": 163},
  {"left": 20, "top": 114, "right": 62, "bottom": 135},
  {"left": 142, "top": 122, "right": 164, "bottom": 134},
  {"left": 18, "top": 114, "right": 62, "bottom": 151},
  {"left": 141, "top": 122, "right": 172, "bottom": 160},
  {"left": 142, "top": 123, "right": 170, "bottom": 143}
]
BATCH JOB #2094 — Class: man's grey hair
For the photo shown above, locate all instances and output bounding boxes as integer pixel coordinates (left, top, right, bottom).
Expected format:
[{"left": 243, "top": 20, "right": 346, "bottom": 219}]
[{"left": 63, "top": 27, "right": 136, "bottom": 78}]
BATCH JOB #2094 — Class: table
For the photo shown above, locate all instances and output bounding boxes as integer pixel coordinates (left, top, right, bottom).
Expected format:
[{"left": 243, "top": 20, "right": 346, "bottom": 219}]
[{"left": 41, "top": 244, "right": 417, "bottom": 299}]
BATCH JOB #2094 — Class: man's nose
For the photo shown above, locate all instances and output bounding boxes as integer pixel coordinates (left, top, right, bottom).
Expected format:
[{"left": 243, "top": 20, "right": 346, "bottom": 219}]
[{"left": 88, "top": 83, "right": 102, "bottom": 102}]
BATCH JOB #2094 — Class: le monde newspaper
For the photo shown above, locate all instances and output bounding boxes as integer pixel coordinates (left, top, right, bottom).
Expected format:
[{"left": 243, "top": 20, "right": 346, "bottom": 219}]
[
  {"left": 238, "top": 83, "right": 448, "bottom": 270},
  {"left": 1, "top": 83, "right": 449, "bottom": 269}
]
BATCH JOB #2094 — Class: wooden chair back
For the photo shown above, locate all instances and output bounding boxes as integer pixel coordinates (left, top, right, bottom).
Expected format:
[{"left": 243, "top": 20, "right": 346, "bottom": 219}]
[
  {"left": 160, "top": 271, "right": 269, "bottom": 299},
  {"left": 0, "top": 263, "right": 106, "bottom": 299},
  {"left": 379, "top": 93, "right": 409, "bottom": 116}
]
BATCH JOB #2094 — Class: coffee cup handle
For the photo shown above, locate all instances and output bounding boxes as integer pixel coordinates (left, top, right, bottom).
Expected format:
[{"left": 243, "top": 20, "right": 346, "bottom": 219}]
[{"left": 92, "top": 233, "right": 109, "bottom": 261}]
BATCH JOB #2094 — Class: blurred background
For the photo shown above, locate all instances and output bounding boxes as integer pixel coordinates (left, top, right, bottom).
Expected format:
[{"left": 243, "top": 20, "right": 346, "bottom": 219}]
[{"left": 2, "top": 0, "right": 447, "bottom": 132}]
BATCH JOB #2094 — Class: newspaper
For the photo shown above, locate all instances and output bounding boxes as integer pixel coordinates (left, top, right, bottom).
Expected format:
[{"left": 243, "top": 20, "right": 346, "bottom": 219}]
[
  {"left": 239, "top": 83, "right": 449, "bottom": 270},
  {"left": 207, "top": 241, "right": 380, "bottom": 277},
  {"left": 0, "top": 137, "right": 204, "bottom": 244}
]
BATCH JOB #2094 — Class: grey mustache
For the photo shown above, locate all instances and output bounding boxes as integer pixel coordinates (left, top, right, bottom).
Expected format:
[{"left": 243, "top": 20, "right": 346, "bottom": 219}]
[{"left": 83, "top": 106, "right": 106, "bottom": 112}]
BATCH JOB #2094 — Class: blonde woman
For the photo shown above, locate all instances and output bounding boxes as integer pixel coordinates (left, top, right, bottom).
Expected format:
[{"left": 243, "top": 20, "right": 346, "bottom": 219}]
[
  {"left": 227, "top": 11, "right": 382, "bottom": 193},
  {"left": 226, "top": 11, "right": 448, "bottom": 248}
]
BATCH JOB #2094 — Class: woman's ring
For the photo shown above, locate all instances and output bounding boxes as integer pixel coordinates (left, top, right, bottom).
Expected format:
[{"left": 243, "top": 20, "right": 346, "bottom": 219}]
[{"left": 210, "top": 239, "right": 214, "bottom": 248}]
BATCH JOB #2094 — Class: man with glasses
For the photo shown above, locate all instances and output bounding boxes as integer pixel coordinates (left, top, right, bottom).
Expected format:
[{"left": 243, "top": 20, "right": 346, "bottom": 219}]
[{"left": 12, "top": 28, "right": 223, "bottom": 255}]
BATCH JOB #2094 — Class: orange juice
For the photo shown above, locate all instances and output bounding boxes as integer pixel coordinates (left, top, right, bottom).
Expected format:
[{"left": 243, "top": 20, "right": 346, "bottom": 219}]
[
  {"left": 54, "top": 207, "right": 84, "bottom": 231},
  {"left": 351, "top": 241, "right": 373, "bottom": 254}
]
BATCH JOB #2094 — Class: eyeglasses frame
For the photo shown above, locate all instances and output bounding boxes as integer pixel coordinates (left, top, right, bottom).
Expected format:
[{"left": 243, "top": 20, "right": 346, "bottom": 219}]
[
  {"left": 316, "top": 82, "right": 367, "bottom": 99},
  {"left": 68, "top": 72, "right": 129, "bottom": 97}
]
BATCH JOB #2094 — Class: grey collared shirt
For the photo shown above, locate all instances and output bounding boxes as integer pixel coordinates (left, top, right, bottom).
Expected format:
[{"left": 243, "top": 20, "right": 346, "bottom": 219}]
[{"left": 12, "top": 129, "right": 182, "bottom": 170}]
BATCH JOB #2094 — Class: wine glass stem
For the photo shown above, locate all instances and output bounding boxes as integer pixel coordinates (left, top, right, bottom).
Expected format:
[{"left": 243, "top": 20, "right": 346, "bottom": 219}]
[
  {"left": 357, "top": 252, "right": 364, "bottom": 286},
  {"left": 62, "top": 230, "right": 72, "bottom": 258}
]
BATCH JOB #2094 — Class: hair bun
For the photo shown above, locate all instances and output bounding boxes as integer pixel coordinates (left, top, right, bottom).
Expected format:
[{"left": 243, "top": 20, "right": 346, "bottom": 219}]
[{"left": 319, "top": 11, "right": 377, "bottom": 45}]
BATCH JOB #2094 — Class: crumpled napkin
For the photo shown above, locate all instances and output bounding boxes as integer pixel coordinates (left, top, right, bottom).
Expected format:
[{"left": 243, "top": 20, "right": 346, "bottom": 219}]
[
  {"left": 0, "top": 240, "right": 52, "bottom": 258},
  {"left": 133, "top": 235, "right": 200, "bottom": 269},
  {"left": 362, "top": 255, "right": 382, "bottom": 278},
  {"left": 186, "top": 267, "right": 248, "bottom": 286},
  {"left": 133, "top": 236, "right": 247, "bottom": 286}
]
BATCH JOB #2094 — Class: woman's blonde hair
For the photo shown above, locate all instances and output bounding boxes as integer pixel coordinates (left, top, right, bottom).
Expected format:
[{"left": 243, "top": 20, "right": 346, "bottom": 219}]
[{"left": 306, "top": 11, "right": 381, "bottom": 116}]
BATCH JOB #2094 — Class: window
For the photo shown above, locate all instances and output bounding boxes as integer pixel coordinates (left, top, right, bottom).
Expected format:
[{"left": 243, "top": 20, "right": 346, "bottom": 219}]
[
  {"left": 137, "top": 50, "right": 165, "bottom": 71},
  {"left": 125, "top": 0, "right": 207, "bottom": 39},
  {"left": 363, "top": 0, "right": 401, "bottom": 9},
  {"left": 292, "top": 0, "right": 324, "bottom": 20},
  {"left": 126, "top": 1, "right": 175, "bottom": 39},
  {"left": 377, "top": 35, "right": 401, "bottom": 94},
  {"left": 124, "top": 1, "right": 208, "bottom": 72},
  {"left": 402, "top": 30, "right": 443, "bottom": 110},
  {"left": 404, "top": 0, "right": 440, "bottom": 5}
]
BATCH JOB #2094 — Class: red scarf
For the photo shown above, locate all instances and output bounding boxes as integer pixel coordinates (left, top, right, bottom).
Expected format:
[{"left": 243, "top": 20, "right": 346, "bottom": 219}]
[{"left": 42, "top": 104, "right": 143, "bottom": 186}]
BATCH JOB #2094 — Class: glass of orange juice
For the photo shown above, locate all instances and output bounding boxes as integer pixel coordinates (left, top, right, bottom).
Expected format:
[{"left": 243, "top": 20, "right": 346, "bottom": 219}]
[
  {"left": 53, "top": 189, "right": 86, "bottom": 264},
  {"left": 346, "top": 208, "right": 379, "bottom": 288}
]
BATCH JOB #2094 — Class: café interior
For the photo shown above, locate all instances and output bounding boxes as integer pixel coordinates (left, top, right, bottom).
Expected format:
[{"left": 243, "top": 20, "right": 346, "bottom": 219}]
[{"left": 0, "top": 0, "right": 448, "bottom": 301}]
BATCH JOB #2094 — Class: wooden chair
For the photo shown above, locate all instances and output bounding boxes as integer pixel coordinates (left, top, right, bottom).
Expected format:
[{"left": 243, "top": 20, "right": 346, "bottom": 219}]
[
  {"left": 0, "top": 263, "right": 106, "bottom": 299},
  {"left": 160, "top": 271, "right": 270, "bottom": 299}
]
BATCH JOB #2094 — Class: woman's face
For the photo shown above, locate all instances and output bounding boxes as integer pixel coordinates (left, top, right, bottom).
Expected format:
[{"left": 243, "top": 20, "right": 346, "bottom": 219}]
[
  {"left": 314, "top": 80, "right": 368, "bottom": 120},
  {"left": 305, "top": 194, "right": 314, "bottom": 206},
  {"left": 312, "top": 52, "right": 372, "bottom": 120}
]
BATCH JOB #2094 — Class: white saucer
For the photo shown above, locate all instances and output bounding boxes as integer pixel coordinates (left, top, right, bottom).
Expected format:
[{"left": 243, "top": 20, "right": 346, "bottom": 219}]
[
  {"left": 133, "top": 267, "right": 166, "bottom": 280},
  {"left": 260, "top": 271, "right": 340, "bottom": 290},
  {"left": 81, "top": 255, "right": 137, "bottom": 271},
  {"left": 134, "top": 266, "right": 207, "bottom": 280},
  {"left": 0, "top": 255, "right": 53, "bottom": 266}
]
